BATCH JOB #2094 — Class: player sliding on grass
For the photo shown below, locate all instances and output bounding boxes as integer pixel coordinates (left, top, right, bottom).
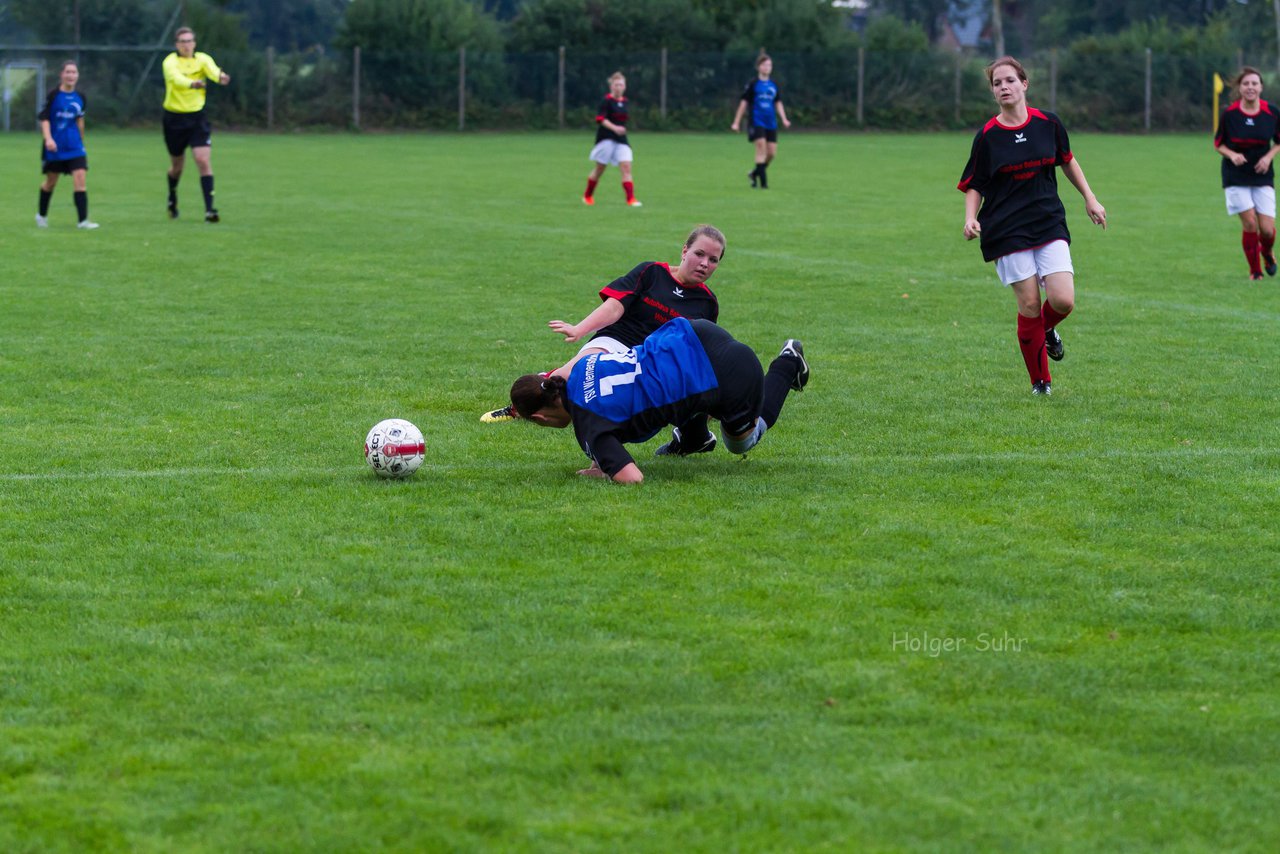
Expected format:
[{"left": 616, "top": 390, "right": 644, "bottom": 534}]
[
  {"left": 36, "top": 60, "right": 98, "bottom": 230},
  {"left": 162, "top": 26, "right": 230, "bottom": 223},
  {"left": 481, "top": 225, "right": 725, "bottom": 457},
  {"left": 958, "top": 55, "right": 1106, "bottom": 397},
  {"left": 583, "top": 72, "right": 641, "bottom": 207},
  {"left": 1214, "top": 66, "right": 1280, "bottom": 281},
  {"left": 509, "top": 317, "right": 808, "bottom": 484}
]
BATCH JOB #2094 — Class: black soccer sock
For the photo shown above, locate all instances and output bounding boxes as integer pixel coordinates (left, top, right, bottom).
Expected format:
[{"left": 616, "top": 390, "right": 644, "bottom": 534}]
[
  {"left": 200, "top": 175, "right": 215, "bottom": 212},
  {"left": 167, "top": 173, "right": 179, "bottom": 202},
  {"left": 760, "top": 356, "right": 798, "bottom": 428},
  {"left": 758, "top": 163, "right": 769, "bottom": 189},
  {"left": 39, "top": 189, "right": 52, "bottom": 217},
  {"left": 74, "top": 191, "right": 88, "bottom": 223}
]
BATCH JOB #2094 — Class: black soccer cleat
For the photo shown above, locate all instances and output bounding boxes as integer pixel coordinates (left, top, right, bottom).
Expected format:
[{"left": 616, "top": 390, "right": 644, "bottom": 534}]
[
  {"left": 1045, "top": 327, "right": 1064, "bottom": 362},
  {"left": 749, "top": 170, "right": 758, "bottom": 188},
  {"left": 1031, "top": 380, "right": 1052, "bottom": 396},
  {"left": 655, "top": 427, "right": 717, "bottom": 456},
  {"left": 205, "top": 209, "right": 220, "bottom": 223},
  {"left": 780, "top": 339, "right": 809, "bottom": 391},
  {"left": 167, "top": 200, "right": 179, "bottom": 220},
  {"left": 1265, "top": 250, "right": 1278, "bottom": 276}
]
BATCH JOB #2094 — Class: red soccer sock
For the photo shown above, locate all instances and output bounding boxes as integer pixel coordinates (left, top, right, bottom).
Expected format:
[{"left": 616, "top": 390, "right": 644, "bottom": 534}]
[
  {"left": 623, "top": 181, "right": 636, "bottom": 203},
  {"left": 1017, "top": 313, "right": 1049, "bottom": 385},
  {"left": 1242, "top": 230, "right": 1262, "bottom": 276},
  {"left": 1042, "top": 300, "right": 1072, "bottom": 331},
  {"left": 584, "top": 177, "right": 598, "bottom": 199}
]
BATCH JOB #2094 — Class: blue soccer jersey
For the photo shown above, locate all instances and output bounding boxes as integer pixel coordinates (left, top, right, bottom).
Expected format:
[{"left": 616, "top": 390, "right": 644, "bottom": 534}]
[
  {"left": 38, "top": 89, "right": 86, "bottom": 161},
  {"left": 741, "top": 79, "right": 780, "bottom": 130}
]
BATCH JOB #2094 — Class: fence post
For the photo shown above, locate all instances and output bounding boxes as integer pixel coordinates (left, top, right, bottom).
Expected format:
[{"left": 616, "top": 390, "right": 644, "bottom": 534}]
[
  {"left": 352, "top": 46, "right": 361, "bottom": 130},
  {"left": 266, "top": 46, "right": 275, "bottom": 130},
  {"left": 558, "top": 46, "right": 565, "bottom": 130},
  {"left": 459, "top": 46, "right": 466, "bottom": 131},
  {"left": 1049, "top": 48, "right": 1058, "bottom": 114},
  {"left": 953, "top": 53, "right": 962, "bottom": 124},
  {"left": 660, "top": 46, "right": 668, "bottom": 121},
  {"left": 856, "top": 46, "right": 864, "bottom": 127},
  {"left": 1144, "top": 47, "right": 1152, "bottom": 133}
]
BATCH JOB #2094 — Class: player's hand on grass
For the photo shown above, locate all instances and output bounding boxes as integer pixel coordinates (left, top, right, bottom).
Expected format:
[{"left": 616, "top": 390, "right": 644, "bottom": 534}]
[
  {"left": 548, "top": 320, "right": 583, "bottom": 342},
  {"left": 963, "top": 219, "right": 981, "bottom": 240}
]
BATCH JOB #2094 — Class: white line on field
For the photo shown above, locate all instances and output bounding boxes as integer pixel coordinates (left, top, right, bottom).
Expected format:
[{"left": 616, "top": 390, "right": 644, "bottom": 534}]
[{"left": 0, "top": 445, "right": 1273, "bottom": 483}]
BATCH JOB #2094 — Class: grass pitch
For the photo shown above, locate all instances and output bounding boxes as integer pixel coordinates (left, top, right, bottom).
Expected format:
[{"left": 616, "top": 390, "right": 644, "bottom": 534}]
[{"left": 0, "top": 129, "right": 1277, "bottom": 851}]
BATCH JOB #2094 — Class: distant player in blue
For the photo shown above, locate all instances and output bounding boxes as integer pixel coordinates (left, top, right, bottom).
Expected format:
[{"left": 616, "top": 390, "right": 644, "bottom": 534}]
[
  {"left": 730, "top": 53, "right": 791, "bottom": 189},
  {"left": 509, "top": 317, "right": 810, "bottom": 484},
  {"left": 37, "top": 60, "right": 98, "bottom": 230}
]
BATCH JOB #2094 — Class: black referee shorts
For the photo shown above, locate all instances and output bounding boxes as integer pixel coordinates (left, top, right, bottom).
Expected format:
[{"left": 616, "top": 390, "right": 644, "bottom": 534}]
[
  {"left": 690, "top": 319, "right": 764, "bottom": 436},
  {"left": 163, "top": 110, "right": 213, "bottom": 156}
]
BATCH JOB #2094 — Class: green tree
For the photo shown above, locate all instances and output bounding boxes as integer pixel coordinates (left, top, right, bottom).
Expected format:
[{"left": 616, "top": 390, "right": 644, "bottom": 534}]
[{"left": 509, "top": 0, "right": 722, "bottom": 51}]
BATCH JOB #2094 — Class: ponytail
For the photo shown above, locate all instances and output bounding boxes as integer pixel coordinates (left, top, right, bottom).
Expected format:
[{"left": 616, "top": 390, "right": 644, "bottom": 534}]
[{"left": 511, "top": 373, "right": 566, "bottom": 418}]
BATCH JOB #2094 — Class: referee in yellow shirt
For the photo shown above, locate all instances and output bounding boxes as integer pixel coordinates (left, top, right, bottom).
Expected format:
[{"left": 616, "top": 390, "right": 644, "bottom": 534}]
[{"left": 163, "top": 27, "right": 230, "bottom": 222}]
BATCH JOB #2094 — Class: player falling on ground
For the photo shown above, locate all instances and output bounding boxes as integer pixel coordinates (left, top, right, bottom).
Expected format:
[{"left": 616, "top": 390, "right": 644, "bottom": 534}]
[
  {"left": 510, "top": 317, "right": 809, "bottom": 484},
  {"left": 958, "top": 55, "right": 1106, "bottom": 396},
  {"left": 482, "top": 225, "right": 726, "bottom": 457},
  {"left": 583, "top": 71, "right": 641, "bottom": 207},
  {"left": 731, "top": 53, "right": 791, "bottom": 189},
  {"left": 37, "top": 60, "right": 98, "bottom": 230},
  {"left": 162, "top": 26, "right": 231, "bottom": 223},
  {"left": 1214, "top": 66, "right": 1280, "bottom": 281}
]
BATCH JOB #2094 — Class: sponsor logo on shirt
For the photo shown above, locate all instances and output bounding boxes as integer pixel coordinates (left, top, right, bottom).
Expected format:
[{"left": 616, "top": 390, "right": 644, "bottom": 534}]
[
  {"left": 672, "top": 287, "right": 684, "bottom": 298},
  {"left": 1014, "top": 132, "right": 1027, "bottom": 144}
]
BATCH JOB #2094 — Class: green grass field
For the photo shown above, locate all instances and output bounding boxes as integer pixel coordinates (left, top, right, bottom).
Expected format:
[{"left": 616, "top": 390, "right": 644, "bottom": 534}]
[{"left": 1, "top": 128, "right": 1277, "bottom": 851}]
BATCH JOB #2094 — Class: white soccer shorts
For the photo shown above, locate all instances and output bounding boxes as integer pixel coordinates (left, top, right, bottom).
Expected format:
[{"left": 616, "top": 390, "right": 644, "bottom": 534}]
[
  {"left": 1225, "top": 185, "right": 1276, "bottom": 217},
  {"left": 994, "top": 240, "right": 1074, "bottom": 287},
  {"left": 589, "top": 140, "right": 633, "bottom": 166}
]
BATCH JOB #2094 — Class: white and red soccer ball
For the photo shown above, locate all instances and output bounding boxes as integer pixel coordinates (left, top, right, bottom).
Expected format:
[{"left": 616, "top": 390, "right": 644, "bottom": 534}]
[{"left": 364, "top": 418, "right": 424, "bottom": 478}]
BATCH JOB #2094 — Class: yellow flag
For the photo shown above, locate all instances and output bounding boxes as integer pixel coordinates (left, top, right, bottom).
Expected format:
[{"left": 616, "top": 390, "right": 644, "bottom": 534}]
[{"left": 1214, "top": 72, "right": 1225, "bottom": 135}]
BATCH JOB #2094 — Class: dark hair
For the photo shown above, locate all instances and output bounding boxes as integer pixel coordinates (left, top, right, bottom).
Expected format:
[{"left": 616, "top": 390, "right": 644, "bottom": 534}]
[
  {"left": 986, "top": 56, "right": 1028, "bottom": 86},
  {"left": 1235, "top": 66, "right": 1264, "bottom": 93},
  {"left": 685, "top": 224, "right": 726, "bottom": 258},
  {"left": 175, "top": 27, "right": 195, "bottom": 40},
  {"left": 59, "top": 60, "right": 78, "bottom": 73},
  {"left": 511, "top": 374, "right": 565, "bottom": 419}
]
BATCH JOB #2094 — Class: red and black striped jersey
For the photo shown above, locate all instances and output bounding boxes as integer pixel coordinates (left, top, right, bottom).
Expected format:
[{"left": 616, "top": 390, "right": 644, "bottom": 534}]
[
  {"left": 594, "top": 94, "right": 629, "bottom": 145},
  {"left": 595, "top": 261, "right": 719, "bottom": 347},
  {"left": 1215, "top": 100, "right": 1280, "bottom": 188},
  {"left": 958, "top": 108, "right": 1073, "bottom": 262}
]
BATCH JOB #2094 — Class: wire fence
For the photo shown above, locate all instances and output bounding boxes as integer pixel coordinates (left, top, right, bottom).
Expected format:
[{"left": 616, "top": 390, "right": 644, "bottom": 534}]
[{"left": 0, "top": 45, "right": 1264, "bottom": 133}]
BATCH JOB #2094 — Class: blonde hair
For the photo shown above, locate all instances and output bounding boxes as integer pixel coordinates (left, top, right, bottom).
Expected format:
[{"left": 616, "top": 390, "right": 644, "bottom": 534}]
[{"left": 608, "top": 71, "right": 625, "bottom": 85}]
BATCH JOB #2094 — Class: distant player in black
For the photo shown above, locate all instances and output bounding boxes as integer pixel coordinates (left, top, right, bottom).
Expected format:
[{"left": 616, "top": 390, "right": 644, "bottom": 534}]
[
  {"left": 482, "top": 225, "right": 727, "bottom": 456},
  {"left": 583, "top": 72, "right": 641, "bottom": 207},
  {"left": 1214, "top": 66, "right": 1280, "bottom": 280},
  {"left": 958, "top": 56, "right": 1106, "bottom": 396},
  {"left": 730, "top": 53, "right": 791, "bottom": 189},
  {"left": 509, "top": 317, "right": 809, "bottom": 484}
]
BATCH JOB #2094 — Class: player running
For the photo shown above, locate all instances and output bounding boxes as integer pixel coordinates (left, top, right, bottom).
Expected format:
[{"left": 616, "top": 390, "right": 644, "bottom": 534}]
[
  {"left": 958, "top": 55, "right": 1106, "bottom": 396},
  {"left": 583, "top": 72, "right": 641, "bottom": 207},
  {"left": 482, "top": 224, "right": 726, "bottom": 457},
  {"left": 509, "top": 317, "right": 809, "bottom": 484},
  {"left": 162, "top": 27, "right": 230, "bottom": 222},
  {"left": 731, "top": 53, "right": 791, "bottom": 189},
  {"left": 36, "top": 60, "right": 98, "bottom": 230},
  {"left": 1214, "top": 66, "right": 1280, "bottom": 280}
]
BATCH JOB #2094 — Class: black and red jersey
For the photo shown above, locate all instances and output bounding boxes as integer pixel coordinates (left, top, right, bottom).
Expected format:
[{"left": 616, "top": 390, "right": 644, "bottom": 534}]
[
  {"left": 1215, "top": 100, "right": 1280, "bottom": 188},
  {"left": 595, "top": 261, "right": 719, "bottom": 346},
  {"left": 594, "top": 94, "right": 629, "bottom": 145},
  {"left": 958, "top": 108, "right": 1074, "bottom": 262}
]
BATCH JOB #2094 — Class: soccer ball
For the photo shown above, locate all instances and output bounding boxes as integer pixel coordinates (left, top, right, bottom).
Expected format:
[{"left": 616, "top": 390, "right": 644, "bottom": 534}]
[{"left": 364, "top": 418, "right": 425, "bottom": 479}]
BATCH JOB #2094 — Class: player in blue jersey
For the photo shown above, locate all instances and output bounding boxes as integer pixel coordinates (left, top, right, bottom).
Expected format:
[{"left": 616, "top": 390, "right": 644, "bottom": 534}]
[
  {"left": 731, "top": 54, "right": 791, "bottom": 189},
  {"left": 509, "top": 317, "right": 809, "bottom": 484},
  {"left": 36, "top": 61, "right": 98, "bottom": 230}
]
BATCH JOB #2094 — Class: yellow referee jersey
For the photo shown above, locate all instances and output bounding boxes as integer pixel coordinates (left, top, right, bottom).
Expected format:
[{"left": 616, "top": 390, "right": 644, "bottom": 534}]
[{"left": 162, "top": 51, "right": 223, "bottom": 113}]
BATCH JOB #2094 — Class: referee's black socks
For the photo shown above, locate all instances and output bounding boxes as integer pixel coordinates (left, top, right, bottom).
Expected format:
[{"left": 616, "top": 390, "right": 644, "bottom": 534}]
[
  {"left": 200, "top": 175, "right": 215, "bottom": 212},
  {"left": 167, "top": 172, "right": 179, "bottom": 201}
]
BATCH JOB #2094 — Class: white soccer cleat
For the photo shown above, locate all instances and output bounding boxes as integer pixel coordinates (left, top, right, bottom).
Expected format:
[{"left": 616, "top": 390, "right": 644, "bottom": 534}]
[
  {"left": 35, "top": 214, "right": 48, "bottom": 228},
  {"left": 77, "top": 220, "right": 100, "bottom": 230}
]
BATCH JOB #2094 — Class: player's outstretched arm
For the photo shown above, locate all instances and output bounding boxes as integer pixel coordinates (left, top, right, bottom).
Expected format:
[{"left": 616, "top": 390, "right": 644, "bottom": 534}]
[{"left": 548, "top": 297, "right": 624, "bottom": 343}]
